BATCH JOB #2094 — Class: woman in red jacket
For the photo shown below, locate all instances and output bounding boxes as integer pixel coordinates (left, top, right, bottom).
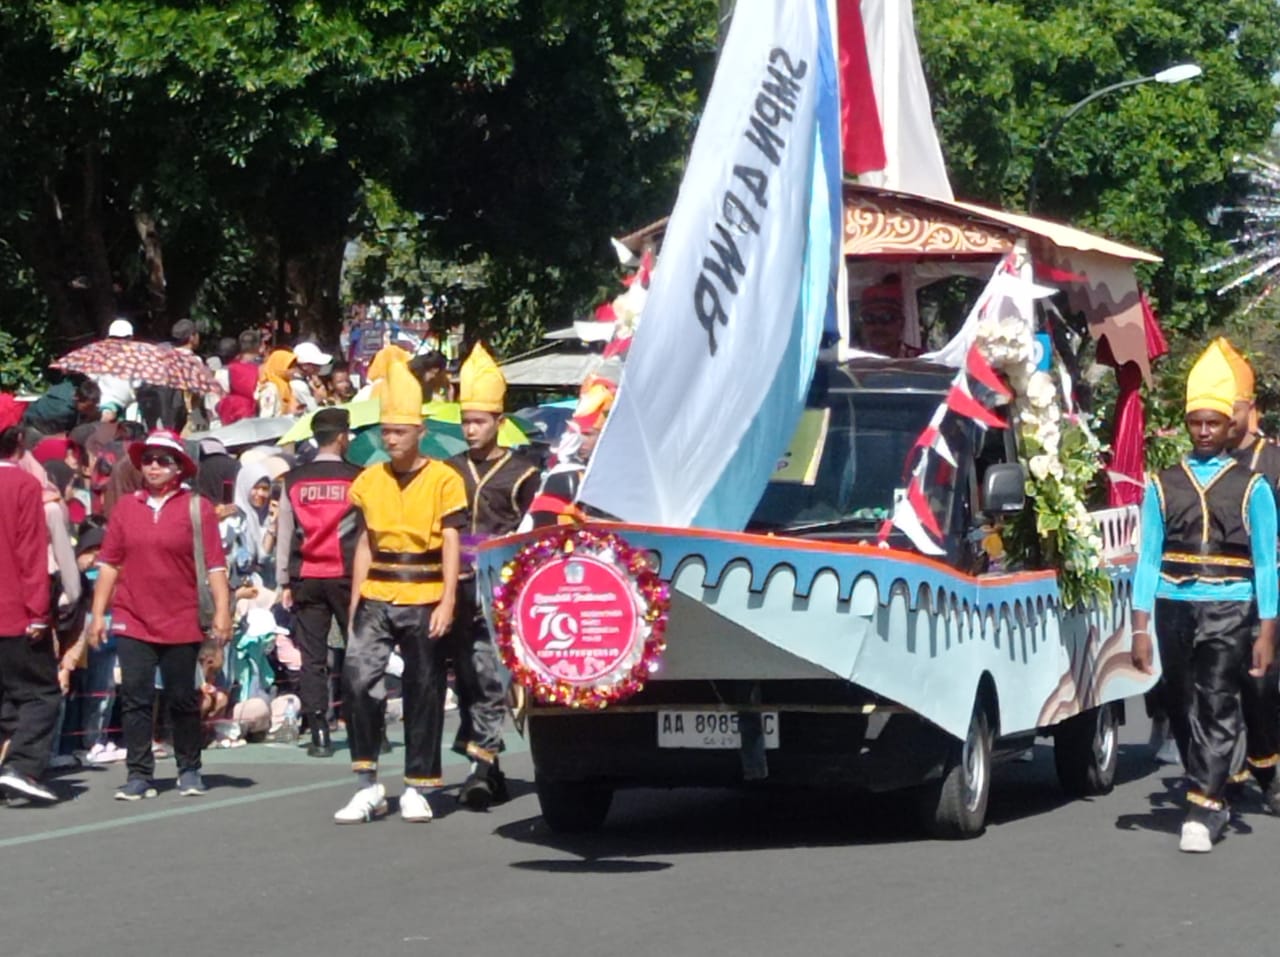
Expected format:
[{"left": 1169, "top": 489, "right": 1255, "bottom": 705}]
[{"left": 89, "top": 430, "right": 232, "bottom": 801}]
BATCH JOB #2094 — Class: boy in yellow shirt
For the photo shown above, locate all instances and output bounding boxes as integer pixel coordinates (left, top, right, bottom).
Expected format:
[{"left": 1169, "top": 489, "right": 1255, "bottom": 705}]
[{"left": 334, "top": 360, "right": 467, "bottom": 824}]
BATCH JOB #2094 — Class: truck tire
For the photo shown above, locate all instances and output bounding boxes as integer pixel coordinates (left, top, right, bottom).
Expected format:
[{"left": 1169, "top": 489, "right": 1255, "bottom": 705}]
[
  {"left": 1053, "top": 702, "right": 1118, "bottom": 797},
  {"left": 918, "top": 705, "right": 992, "bottom": 839},
  {"left": 536, "top": 778, "right": 614, "bottom": 833}
]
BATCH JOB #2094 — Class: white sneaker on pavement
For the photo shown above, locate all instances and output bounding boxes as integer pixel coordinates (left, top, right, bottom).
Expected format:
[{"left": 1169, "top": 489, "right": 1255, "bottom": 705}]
[
  {"left": 333, "top": 784, "right": 387, "bottom": 824},
  {"left": 1179, "top": 821, "right": 1212, "bottom": 853},
  {"left": 399, "top": 787, "right": 434, "bottom": 823}
]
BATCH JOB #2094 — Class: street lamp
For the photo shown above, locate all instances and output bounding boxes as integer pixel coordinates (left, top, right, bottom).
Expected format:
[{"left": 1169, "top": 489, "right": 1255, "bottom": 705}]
[{"left": 1026, "top": 63, "right": 1203, "bottom": 213}]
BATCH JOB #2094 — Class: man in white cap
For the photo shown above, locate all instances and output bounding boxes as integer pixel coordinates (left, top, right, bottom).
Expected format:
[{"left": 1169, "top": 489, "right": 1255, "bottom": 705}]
[
  {"left": 96, "top": 319, "right": 138, "bottom": 423},
  {"left": 290, "top": 341, "right": 333, "bottom": 413}
]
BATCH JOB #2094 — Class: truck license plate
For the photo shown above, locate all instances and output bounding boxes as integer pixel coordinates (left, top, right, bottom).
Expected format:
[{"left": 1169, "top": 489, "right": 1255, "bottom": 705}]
[{"left": 657, "top": 710, "right": 779, "bottom": 750}]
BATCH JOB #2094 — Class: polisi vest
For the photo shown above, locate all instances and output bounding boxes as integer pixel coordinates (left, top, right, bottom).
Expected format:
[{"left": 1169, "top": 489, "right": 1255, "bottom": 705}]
[
  {"left": 283, "top": 458, "right": 361, "bottom": 580},
  {"left": 1153, "top": 459, "right": 1260, "bottom": 584}
]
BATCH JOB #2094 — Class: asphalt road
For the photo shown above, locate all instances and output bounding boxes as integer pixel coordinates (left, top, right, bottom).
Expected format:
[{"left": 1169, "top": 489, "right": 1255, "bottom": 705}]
[{"left": 0, "top": 704, "right": 1273, "bottom": 957}]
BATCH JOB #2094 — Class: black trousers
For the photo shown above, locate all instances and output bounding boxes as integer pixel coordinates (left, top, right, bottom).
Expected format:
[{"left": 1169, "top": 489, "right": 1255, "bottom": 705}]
[
  {"left": 1154, "top": 599, "right": 1255, "bottom": 807},
  {"left": 290, "top": 577, "right": 350, "bottom": 718},
  {"left": 344, "top": 599, "right": 447, "bottom": 787},
  {"left": 0, "top": 635, "right": 60, "bottom": 780},
  {"left": 449, "top": 578, "right": 507, "bottom": 762},
  {"left": 117, "top": 637, "right": 202, "bottom": 782}
]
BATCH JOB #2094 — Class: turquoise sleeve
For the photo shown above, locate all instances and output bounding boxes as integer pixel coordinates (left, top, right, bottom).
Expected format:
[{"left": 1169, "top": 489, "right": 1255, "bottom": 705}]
[
  {"left": 1132, "top": 479, "right": 1165, "bottom": 614},
  {"left": 1248, "top": 478, "right": 1278, "bottom": 620}
]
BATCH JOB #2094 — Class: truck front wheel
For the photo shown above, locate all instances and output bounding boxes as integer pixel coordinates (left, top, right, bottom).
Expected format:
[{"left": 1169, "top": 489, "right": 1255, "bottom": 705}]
[
  {"left": 536, "top": 778, "right": 614, "bottom": 833},
  {"left": 1053, "top": 702, "right": 1118, "bottom": 797},
  {"left": 918, "top": 705, "right": 991, "bottom": 839}
]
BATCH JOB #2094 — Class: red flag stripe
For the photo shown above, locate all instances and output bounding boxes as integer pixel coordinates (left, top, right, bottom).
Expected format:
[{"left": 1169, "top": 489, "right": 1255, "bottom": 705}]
[
  {"left": 965, "top": 344, "right": 1013, "bottom": 399},
  {"left": 946, "top": 385, "right": 1006, "bottom": 429},
  {"left": 907, "top": 476, "right": 943, "bottom": 538},
  {"left": 837, "top": 0, "right": 887, "bottom": 175}
]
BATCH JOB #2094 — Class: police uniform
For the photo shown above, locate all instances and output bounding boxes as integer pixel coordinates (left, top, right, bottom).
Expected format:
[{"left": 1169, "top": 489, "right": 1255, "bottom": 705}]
[
  {"left": 334, "top": 360, "right": 467, "bottom": 824},
  {"left": 276, "top": 406, "right": 361, "bottom": 757},
  {"left": 446, "top": 345, "right": 538, "bottom": 806},
  {"left": 1136, "top": 341, "right": 1279, "bottom": 849}
]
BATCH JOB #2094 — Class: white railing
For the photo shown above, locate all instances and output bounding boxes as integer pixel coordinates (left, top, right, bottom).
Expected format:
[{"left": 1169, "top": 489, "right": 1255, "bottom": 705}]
[{"left": 1090, "top": 505, "right": 1140, "bottom": 560}]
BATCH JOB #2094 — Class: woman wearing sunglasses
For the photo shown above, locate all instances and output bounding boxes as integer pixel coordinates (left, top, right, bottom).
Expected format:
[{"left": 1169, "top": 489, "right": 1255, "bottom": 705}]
[{"left": 88, "top": 430, "right": 232, "bottom": 801}]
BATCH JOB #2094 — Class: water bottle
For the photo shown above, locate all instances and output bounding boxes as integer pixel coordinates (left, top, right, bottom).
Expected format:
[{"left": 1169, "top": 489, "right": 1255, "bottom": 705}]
[{"left": 279, "top": 701, "right": 300, "bottom": 744}]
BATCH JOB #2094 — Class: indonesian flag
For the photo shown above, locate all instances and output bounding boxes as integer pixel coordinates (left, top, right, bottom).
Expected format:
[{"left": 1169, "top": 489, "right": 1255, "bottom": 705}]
[{"left": 837, "top": 0, "right": 952, "bottom": 200}]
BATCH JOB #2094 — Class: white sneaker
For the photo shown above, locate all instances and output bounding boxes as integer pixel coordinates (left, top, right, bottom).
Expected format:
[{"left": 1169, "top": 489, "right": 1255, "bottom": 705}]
[
  {"left": 399, "top": 787, "right": 434, "bottom": 823},
  {"left": 333, "top": 784, "right": 387, "bottom": 824},
  {"left": 88, "top": 742, "right": 127, "bottom": 765},
  {"left": 1179, "top": 821, "right": 1212, "bottom": 853}
]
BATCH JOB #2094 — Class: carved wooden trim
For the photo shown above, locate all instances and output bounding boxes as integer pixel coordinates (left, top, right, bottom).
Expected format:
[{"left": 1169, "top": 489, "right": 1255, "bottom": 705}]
[{"left": 843, "top": 193, "right": 1014, "bottom": 257}]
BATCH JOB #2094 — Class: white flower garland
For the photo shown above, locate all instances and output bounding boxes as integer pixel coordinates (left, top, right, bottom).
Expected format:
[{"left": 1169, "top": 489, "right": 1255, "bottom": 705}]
[{"left": 976, "top": 310, "right": 1110, "bottom": 608}]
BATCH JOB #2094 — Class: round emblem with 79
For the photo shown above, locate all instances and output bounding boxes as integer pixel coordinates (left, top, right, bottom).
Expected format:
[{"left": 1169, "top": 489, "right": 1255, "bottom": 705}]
[{"left": 491, "top": 528, "right": 670, "bottom": 709}]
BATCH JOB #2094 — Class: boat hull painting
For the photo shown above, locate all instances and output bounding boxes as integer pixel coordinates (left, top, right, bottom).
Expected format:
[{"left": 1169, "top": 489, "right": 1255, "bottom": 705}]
[{"left": 476, "top": 523, "right": 1158, "bottom": 741}]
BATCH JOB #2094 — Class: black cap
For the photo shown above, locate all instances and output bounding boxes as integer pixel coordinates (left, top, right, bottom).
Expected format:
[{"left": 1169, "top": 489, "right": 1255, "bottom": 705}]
[
  {"left": 75, "top": 526, "right": 106, "bottom": 558},
  {"left": 312, "top": 408, "right": 350, "bottom": 434}
]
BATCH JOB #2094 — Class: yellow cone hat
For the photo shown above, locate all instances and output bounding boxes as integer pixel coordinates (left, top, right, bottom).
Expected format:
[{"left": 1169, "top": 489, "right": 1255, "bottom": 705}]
[
  {"left": 380, "top": 357, "right": 424, "bottom": 426},
  {"left": 367, "top": 344, "right": 411, "bottom": 384},
  {"left": 1186, "top": 341, "right": 1238, "bottom": 418},
  {"left": 459, "top": 343, "right": 506, "bottom": 414},
  {"left": 1214, "top": 337, "right": 1255, "bottom": 402}
]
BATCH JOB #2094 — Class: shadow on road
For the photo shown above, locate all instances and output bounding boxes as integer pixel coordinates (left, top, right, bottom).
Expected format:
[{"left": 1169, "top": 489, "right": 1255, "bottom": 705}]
[
  {"left": 493, "top": 744, "right": 1168, "bottom": 868},
  {"left": 1114, "top": 771, "right": 1262, "bottom": 839}
]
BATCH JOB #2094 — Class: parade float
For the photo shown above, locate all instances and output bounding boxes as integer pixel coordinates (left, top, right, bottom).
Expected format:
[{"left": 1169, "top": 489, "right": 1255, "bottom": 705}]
[{"left": 476, "top": 0, "right": 1163, "bottom": 838}]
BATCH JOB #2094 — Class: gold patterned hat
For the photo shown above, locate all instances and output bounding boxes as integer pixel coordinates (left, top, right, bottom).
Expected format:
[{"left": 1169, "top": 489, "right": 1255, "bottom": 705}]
[
  {"left": 459, "top": 343, "right": 506, "bottom": 414},
  {"left": 1186, "top": 341, "right": 1238, "bottom": 418},
  {"left": 380, "top": 358, "right": 424, "bottom": 426}
]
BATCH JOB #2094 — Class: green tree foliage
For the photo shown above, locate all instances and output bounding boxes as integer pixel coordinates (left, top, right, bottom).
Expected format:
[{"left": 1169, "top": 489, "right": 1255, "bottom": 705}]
[
  {"left": 0, "top": 0, "right": 717, "bottom": 365},
  {"left": 916, "top": 0, "right": 1280, "bottom": 336}
]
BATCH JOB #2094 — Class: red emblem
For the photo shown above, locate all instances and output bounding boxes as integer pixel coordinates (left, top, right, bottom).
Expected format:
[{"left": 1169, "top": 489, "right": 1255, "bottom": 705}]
[{"left": 492, "top": 528, "right": 670, "bottom": 709}]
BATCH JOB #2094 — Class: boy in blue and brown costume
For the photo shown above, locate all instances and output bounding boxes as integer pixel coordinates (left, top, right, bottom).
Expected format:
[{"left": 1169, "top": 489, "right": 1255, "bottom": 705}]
[
  {"left": 445, "top": 344, "right": 539, "bottom": 808},
  {"left": 1132, "top": 340, "right": 1278, "bottom": 852},
  {"left": 1217, "top": 339, "right": 1280, "bottom": 805}
]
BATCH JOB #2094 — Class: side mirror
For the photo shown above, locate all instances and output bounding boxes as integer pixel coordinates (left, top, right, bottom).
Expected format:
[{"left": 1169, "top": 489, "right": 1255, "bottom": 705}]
[{"left": 982, "top": 463, "right": 1026, "bottom": 515}]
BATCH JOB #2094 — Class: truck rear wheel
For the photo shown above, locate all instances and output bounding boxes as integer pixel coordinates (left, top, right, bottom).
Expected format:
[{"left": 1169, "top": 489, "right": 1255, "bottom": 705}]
[
  {"left": 918, "top": 705, "right": 991, "bottom": 839},
  {"left": 536, "top": 778, "right": 614, "bottom": 833},
  {"left": 1053, "top": 702, "right": 1118, "bottom": 797}
]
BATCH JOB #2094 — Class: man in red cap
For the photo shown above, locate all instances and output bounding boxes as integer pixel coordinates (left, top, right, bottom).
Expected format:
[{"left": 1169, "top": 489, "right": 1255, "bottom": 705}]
[
  {"left": 0, "top": 393, "right": 59, "bottom": 803},
  {"left": 856, "top": 275, "right": 922, "bottom": 358}
]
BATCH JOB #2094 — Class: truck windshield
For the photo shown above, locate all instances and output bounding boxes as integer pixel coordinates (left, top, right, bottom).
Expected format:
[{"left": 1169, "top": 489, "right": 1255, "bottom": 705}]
[{"left": 749, "top": 391, "right": 945, "bottom": 532}]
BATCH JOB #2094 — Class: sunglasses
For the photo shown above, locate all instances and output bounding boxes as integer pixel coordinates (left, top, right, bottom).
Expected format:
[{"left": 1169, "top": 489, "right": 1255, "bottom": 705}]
[
  {"left": 861, "top": 311, "right": 902, "bottom": 327},
  {"left": 140, "top": 453, "right": 178, "bottom": 468}
]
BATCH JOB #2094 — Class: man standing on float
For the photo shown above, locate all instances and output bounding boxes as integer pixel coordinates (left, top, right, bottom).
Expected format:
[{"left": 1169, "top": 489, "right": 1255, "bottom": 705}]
[
  {"left": 446, "top": 344, "right": 539, "bottom": 808},
  {"left": 334, "top": 360, "right": 467, "bottom": 824},
  {"left": 1131, "top": 340, "right": 1278, "bottom": 852}
]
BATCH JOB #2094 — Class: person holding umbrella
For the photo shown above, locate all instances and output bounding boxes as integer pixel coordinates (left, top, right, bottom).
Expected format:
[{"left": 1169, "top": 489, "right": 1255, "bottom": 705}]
[{"left": 89, "top": 430, "right": 233, "bottom": 801}]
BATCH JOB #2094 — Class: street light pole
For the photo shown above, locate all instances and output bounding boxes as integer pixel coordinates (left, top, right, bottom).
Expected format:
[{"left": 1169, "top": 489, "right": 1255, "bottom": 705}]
[{"left": 1026, "top": 63, "right": 1203, "bottom": 214}]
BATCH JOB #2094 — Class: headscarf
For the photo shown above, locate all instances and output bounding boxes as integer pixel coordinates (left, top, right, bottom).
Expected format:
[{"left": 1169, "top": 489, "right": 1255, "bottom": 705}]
[
  {"left": 259, "top": 350, "right": 296, "bottom": 412},
  {"left": 234, "top": 461, "right": 273, "bottom": 561},
  {"left": 196, "top": 451, "right": 241, "bottom": 504}
]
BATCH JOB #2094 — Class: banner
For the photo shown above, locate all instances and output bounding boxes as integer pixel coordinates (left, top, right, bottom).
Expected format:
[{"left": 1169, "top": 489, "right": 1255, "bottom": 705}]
[{"left": 579, "top": 0, "right": 840, "bottom": 530}]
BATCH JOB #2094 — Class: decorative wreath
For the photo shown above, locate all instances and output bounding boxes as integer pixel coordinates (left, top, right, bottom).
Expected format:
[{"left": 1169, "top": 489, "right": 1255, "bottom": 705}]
[{"left": 490, "top": 527, "right": 670, "bottom": 709}]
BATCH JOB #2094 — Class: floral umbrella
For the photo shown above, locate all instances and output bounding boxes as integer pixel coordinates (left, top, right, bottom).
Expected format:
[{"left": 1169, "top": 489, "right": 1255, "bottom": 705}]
[{"left": 52, "top": 339, "right": 224, "bottom": 395}]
